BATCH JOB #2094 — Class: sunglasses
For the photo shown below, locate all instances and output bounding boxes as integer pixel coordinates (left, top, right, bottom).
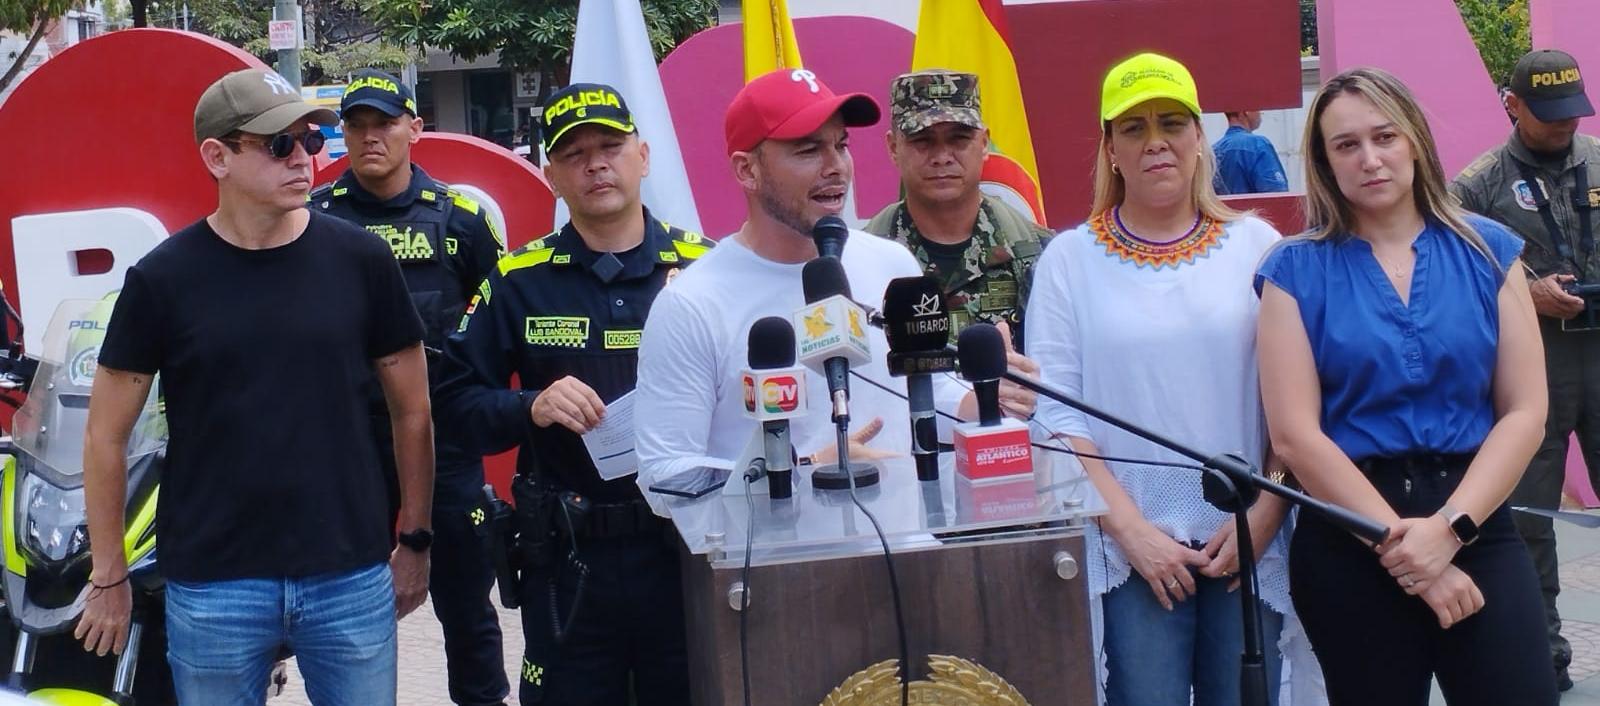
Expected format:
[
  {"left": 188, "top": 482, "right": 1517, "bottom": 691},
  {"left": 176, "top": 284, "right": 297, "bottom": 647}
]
[{"left": 223, "top": 130, "right": 327, "bottom": 159}]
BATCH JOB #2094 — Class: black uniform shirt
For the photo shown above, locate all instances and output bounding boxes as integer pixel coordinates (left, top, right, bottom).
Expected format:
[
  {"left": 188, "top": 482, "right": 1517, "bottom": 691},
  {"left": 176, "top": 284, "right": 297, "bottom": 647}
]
[{"left": 435, "top": 210, "right": 711, "bottom": 501}]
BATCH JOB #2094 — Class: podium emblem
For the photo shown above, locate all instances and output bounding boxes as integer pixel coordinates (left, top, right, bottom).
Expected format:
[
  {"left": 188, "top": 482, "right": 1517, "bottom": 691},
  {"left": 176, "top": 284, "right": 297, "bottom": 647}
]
[{"left": 821, "top": 655, "right": 1028, "bottom": 705}]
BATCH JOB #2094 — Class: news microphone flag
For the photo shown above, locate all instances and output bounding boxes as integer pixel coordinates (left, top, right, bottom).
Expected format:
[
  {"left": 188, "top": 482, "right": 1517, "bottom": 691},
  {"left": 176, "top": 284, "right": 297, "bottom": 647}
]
[{"left": 953, "top": 323, "right": 1032, "bottom": 483}]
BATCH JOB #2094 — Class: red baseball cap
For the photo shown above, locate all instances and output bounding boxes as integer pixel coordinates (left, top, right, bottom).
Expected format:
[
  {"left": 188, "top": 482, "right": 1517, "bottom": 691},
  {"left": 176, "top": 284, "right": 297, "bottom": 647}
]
[{"left": 724, "top": 68, "right": 882, "bottom": 155}]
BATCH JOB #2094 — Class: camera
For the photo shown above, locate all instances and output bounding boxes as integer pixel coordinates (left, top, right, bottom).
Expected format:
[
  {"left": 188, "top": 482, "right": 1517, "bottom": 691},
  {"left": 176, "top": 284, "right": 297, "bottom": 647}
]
[{"left": 1562, "top": 281, "right": 1600, "bottom": 332}]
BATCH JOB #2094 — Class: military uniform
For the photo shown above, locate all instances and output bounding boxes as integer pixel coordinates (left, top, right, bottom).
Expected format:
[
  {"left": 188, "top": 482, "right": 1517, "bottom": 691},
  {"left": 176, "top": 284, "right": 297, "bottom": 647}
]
[
  {"left": 870, "top": 69, "right": 1052, "bottom": 351},
  {"left": 865, "top": 195, "right": 1049, "bottom": 350},
  {"left": 436, "top": 211, "right": 711, "bottom": 706},
  {"left": 1451, "top": 130, "right": 1600, "bottom": 684},
  {"left": 310, "top": 162, "right": 510, "bottom": 706}
]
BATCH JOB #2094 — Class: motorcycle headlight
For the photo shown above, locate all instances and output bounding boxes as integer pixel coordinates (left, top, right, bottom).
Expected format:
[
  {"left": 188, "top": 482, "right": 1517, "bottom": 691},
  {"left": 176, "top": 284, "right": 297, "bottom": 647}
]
[{"left": 20, "top": 472, "right": 88, "bottom": 563}]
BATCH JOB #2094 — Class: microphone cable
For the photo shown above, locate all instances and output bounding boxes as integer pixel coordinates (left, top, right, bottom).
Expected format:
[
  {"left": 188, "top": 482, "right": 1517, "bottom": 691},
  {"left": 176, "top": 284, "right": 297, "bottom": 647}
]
[
  {"left": 738, "top": 458, "right": 764, "bottom": 706},
  {"left": 831, "top": 417, "right": 911, "bottom": 706},
  {"left": 846, "top": 370, "right": 1209, "bottom": 473}
]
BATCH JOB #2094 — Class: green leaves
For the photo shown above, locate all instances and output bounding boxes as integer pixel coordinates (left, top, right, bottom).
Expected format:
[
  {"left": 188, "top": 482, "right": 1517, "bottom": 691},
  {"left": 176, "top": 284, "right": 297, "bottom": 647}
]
[{"left": 362, "top": 0, "right": 714, "bottom": 75}]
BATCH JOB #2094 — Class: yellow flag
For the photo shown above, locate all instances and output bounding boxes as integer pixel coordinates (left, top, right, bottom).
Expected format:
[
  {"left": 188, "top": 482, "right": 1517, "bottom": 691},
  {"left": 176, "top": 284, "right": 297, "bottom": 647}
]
[
  {"left": 912, "top": 0, "right": 1045, "bottom": 222},
  {"left": 742, "top": 0, "right": 803, "bottom": 83}
]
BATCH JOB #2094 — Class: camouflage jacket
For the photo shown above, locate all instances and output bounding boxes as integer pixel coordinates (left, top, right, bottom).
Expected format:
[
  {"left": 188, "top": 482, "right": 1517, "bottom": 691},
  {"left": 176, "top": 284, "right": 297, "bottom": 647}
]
[
  {"left": 1451, "top": 132, "right": 1600, "bottom": 282},
  {"left": 864, "top": 194, "right": 1053, "bottom": 351}
]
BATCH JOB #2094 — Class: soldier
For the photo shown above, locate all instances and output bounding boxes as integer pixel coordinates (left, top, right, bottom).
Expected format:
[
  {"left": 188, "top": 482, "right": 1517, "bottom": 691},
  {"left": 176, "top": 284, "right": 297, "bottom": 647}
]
[
  {"left": 310, "top": 68, "right": 509, "bottom": 706},
  {"left": 1450, "top": 48, "right": 1600, "bottom": 693},
  {"left": 865, "top": 69, "right": 1053, "bottom": 352}
]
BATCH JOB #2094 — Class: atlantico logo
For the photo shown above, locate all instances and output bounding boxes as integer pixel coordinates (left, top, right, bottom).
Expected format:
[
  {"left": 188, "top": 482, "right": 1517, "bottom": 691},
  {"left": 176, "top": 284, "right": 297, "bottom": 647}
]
[
  {"left": 545, "top": 89, "right": 621, "bottom": 123},
  {"left": 367, "top": 224, "right": 434, "bottom": 261},
  {"left": 975, "top": 443, "right": 1031, "bottom": 466},
  {"left": 1531, "top": 68, "right": 1582, "bottom": 88}
]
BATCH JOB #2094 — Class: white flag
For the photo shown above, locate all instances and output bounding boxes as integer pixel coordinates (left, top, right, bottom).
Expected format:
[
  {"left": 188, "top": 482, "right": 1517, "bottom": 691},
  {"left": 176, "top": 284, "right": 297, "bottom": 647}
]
[{"left": 555, "top": 0, "right": 703, "bottom": 235}]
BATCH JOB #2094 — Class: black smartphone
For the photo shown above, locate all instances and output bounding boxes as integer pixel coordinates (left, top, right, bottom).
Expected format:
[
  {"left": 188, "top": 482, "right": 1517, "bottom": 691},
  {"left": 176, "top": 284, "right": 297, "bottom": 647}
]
[{"left": 648, "top": 467, "right": 732, "bottom": 499}]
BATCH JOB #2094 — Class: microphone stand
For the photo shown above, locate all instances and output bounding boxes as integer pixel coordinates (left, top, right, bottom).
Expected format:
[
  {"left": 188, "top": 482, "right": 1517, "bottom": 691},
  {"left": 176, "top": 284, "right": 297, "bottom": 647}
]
[{"left": 986, "top": 364, "right": 1390, "bottom": 706}]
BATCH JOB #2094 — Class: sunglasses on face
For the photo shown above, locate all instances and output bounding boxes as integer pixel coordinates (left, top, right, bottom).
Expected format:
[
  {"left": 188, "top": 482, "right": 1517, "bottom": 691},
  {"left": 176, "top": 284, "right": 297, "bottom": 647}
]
[{"left": 224, "top": 130, "right": 327, "bottom": 159}]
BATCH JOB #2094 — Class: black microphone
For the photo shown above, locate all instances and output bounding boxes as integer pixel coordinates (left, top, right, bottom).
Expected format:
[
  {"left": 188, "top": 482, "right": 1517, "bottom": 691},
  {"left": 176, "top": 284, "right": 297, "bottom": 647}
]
[
  {"left": 882, "top": 276, "right": 953, "bottom": 481},
  {"left": 957, "top": 324, "right": 1006, "bottom": 427},
  {"left": 812, "top": 215, "right": 849, "bottom": 260},
  {"left": 743, "top": 317, "right": 804, "bottom": 500}
]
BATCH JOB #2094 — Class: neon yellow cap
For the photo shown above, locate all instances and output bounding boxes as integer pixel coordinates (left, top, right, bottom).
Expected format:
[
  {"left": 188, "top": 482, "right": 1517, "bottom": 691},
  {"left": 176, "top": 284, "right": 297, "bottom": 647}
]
[{"left": 1100, "top": 52, "right": 1202, "bottom": 122}]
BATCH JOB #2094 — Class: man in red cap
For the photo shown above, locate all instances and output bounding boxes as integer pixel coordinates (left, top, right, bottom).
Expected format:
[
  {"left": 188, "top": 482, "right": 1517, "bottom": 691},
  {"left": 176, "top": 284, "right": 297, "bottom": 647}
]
[{"left": 633, "top": 69, "right": 1036, "bottom": 503}]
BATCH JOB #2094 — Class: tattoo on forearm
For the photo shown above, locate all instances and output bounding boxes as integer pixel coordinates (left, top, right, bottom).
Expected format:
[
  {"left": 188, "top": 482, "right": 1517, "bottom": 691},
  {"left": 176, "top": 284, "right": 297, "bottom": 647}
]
[
  {"left": 378, "top": 356, "right": 401, "bottom": 369},
  {"left": 99, "top": 368, "right": 145, "bottom": 385}
]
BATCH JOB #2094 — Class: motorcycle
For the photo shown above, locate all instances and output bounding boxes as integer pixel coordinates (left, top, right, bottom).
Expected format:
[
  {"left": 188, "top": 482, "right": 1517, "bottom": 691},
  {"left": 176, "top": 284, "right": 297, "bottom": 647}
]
[{"left": 0, "top": 298, "right": 168, "bottom": 706}]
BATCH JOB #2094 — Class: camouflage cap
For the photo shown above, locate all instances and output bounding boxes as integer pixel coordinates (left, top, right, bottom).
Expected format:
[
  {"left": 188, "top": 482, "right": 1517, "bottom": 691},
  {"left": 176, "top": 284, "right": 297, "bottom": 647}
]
[{"left": 890, "top": 69, "right": 983, "bottom": 135}]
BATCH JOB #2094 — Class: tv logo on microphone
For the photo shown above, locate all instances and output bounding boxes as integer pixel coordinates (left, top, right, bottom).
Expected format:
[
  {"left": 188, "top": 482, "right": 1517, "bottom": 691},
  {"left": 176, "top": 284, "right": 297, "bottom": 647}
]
[{"left": 742, "top": 370, "right": 807, "bottom": 420}]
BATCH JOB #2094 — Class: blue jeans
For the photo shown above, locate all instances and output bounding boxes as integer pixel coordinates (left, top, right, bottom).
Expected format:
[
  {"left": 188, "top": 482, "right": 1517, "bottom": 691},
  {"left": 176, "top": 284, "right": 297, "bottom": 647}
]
[
  {"left": 1102, "top": 572, "right": 1284, "bottom": 706},
  {"left": 165, "top": 561, "right": 397, "bottom": 706}
]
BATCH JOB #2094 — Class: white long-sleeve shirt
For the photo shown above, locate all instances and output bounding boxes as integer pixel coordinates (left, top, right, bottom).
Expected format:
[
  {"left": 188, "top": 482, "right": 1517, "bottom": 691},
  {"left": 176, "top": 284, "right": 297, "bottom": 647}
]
[
  {"left": 1029, "top": 213, "right": 1291, "bottom": 611},
  {"left": 634, "top": 230, "right": 969, "bottom": 509}
]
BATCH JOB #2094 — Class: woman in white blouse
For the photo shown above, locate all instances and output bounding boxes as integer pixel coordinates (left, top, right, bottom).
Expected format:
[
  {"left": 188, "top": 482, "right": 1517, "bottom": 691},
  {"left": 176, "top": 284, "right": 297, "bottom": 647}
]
[{"left": 1029, "top": 53, "right": 1298, "bottom": 705}]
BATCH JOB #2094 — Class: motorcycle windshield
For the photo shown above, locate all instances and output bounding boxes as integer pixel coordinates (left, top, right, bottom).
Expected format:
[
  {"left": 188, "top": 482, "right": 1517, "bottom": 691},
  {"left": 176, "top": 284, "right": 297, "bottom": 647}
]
[{"left": 12, "top": 298, "right": 165, "bottom": 485}]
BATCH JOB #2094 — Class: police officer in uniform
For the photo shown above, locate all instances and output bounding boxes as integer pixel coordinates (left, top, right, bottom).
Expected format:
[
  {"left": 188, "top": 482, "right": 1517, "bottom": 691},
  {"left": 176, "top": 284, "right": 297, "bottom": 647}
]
[
  {"left": 865, "top": 69, "right": 1053, "bottom": 351},
  {"left": 309, "top": 69, "right": 509, "bottom": 706},
  {"left": 1451, "top": 48, "right": 1600, "bottom": 693},
  {"left": 436, "top": 83, "right": 709, "bottom": 706}
]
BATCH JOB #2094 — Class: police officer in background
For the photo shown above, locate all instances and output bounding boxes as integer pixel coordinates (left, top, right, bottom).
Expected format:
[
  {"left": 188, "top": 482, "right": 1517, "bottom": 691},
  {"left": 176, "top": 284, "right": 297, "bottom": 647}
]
[
  {"left": 1451, "top": 48, "right": 1600, "bottom": 693},
  {"left": 435, "top": 82, "right": 709, "bottom": 706},
  {"left": 865, "top": 69, "right": 1052, "bottom": 351},
  {"left": 310, "top": 68, "right": 509, "bottom": 706}
]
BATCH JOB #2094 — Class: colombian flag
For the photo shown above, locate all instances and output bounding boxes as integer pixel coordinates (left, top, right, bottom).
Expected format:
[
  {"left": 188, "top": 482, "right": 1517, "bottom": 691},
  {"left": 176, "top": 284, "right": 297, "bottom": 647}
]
[
  {"left": 912, "top": 0, "right": 1046, "bottom": 224},
  {"left": 742, "top": 0, "right": 803, "bottom": 82}
]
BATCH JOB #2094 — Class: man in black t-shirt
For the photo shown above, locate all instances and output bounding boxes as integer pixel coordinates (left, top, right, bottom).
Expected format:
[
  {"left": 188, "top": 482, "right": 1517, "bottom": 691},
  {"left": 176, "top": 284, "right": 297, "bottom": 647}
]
[{"left": 78, "top": 68, "right": 434, "bottom": 706}]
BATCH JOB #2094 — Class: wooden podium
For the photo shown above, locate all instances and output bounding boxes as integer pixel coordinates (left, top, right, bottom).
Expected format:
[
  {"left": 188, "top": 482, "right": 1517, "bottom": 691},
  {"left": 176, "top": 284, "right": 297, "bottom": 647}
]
[{"left": 657, "top": 451, "right": 1102, "bottom": 705}]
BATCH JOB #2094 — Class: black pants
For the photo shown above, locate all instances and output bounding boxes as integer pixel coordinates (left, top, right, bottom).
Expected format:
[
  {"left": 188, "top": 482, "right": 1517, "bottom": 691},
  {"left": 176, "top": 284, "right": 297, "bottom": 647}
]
[
  {"left": 431, "top": 467, "right": 511, "bottom": 706},
  {"left": 375, "top": 423, "right": 509, "bottom": 706},
  {"left": 1511, "top": 321, "right": 1600, "bottom": 673},
  {"left": 517, "top": 527, "right": 690, "bottom": 706},
  {"left": 1290, "top": 454, "right": 1557, "bottom": 706}
]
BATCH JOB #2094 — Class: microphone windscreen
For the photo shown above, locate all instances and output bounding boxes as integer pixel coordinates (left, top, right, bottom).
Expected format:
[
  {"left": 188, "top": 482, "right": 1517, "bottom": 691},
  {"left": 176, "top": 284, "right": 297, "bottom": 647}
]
[
  {"left": 881, "top": 275, "right": 948, "bottom": 353},
  {"left": 747, "top": 316, "right": 797, "bottom": 368},
  {"left": 801, "top": 256, "right": 852, "bottom": 303},
  {"left": 811, "top": 216, "right": 849, "bottom": 258},
  {"left": 957, "top": 323, "right": 1007, "bottom": 382}
]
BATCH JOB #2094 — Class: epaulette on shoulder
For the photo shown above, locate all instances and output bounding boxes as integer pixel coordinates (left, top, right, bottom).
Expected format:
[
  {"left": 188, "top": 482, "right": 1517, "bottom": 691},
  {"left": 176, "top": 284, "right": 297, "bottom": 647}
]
[
  {"left": 444, "top": 187, "right": 482, "bottom": 215},
  {"left": 1457, "top": 150, "right": 1499, "bottom": 181},
  {"left": 664, "top": 225, "right": 713, "bottom": 261},
  {"left": 497, "top": 231, "right": 559, "bottom": 276},
  {"left": 307, "top": 183, "right": 337, "bottom": 204}
]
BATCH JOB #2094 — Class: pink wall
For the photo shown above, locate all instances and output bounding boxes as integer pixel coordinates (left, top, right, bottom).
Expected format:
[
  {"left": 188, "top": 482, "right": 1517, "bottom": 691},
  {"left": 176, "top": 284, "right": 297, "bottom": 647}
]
[
  {"left": 1317, "top": 0, "right": 1510, "bottom": 176},
  {"left": 659, "top": 17, "right": 912, "bottom": 239},
  {"left": 1531, "top": 0, "right": 1600, "bottom": 136}
]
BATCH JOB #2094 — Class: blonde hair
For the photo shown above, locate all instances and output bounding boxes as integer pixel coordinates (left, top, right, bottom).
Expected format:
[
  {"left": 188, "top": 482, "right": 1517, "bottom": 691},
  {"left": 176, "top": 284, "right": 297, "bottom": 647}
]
[
  {"left": 1301, "top": 67, "right": 1494, "bottom": 263},
  {"left": 1090, "top": 116, "right": 1243, "bottom": 223}
]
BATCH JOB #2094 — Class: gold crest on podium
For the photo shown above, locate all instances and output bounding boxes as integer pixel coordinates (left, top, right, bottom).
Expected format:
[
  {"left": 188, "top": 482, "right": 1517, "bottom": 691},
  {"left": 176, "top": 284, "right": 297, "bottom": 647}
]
[{"left": 820, "top": 655, "right": 1029, "bottom": 705}]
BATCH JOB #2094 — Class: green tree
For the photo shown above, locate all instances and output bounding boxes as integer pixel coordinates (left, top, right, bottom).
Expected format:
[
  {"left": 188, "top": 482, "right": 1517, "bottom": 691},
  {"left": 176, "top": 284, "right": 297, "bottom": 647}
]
[
  {"left": 1300, "top": 0, "right": 1316, "bottom": 56},
  {"left": 1456, "top": 0, "right": 1529, "bottom": 87},
  {"left": 1, "top": 0, "right": 78, "bottom": 92},
  {"left": 128, "top": 0, "right": 410, "bottom": 84},
  {"left": 366, "top": 0, "right": 716, "bottom": 100}
]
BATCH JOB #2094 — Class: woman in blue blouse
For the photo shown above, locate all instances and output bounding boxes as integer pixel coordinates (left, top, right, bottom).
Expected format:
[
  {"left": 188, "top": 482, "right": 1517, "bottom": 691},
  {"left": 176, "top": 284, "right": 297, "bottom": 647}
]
[{"left": 1256, "top": 68, "right": 1557, "bottom": 704}]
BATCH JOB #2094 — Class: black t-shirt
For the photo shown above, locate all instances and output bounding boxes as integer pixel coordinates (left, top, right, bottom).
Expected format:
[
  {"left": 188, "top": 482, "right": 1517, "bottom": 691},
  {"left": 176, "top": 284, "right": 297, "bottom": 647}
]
[
  {"left": 98, "top": 212, "right": 424, "bottom": 582},
  {"left": 921, "top": 236, "right": 973, "bottom": 278}
]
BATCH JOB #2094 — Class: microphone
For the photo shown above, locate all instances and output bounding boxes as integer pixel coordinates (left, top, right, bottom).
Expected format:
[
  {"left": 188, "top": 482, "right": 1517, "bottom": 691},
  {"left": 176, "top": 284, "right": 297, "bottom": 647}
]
[
  {"left": 881, "top": 276, "right": 954, "bottom": 481},
  {"left": 795, "top": 256, "right": 880, "bottom": 490},
  {"left": 812, "top": 215, "right": 849, "bottom": 260},
  {"left": 953, "top": 323, "right": 1032, "bottom": 483},
  {"left": 796, "top": 257, "right": 871, "bottom": 424},
  {"left": 741, "top": 317, "right": 805, "bottom": 500}
]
